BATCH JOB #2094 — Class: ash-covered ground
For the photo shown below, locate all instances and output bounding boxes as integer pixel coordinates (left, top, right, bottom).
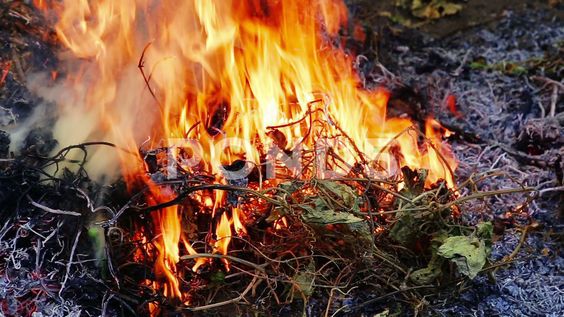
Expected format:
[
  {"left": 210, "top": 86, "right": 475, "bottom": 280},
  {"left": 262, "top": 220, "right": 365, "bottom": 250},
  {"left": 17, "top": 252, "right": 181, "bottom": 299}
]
[
  {"left": 0, "top": 1, "right": 562, "bottom": 317},
  {"left": 357, "top": 6, "right": 563, "bottom": 317}
]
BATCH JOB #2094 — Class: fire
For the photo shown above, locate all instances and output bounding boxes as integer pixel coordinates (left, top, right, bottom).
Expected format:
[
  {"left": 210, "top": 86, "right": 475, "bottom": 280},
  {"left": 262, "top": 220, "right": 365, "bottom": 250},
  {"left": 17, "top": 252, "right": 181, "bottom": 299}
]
[
  {"left": 214, "top": 212, "right": 232, "bottom": 271},
  {"left": 424, "top": 118, "right": 457, "bottom": 187},
  {"left": 274, "top": 216, "right": 288, "bottom": 230},
  {"left": 0, "top": 61, "right": 11, "bottom": 87},
  {"left": 148, "top": 193, "right": 182, "bottom": 299},
  {"left": 32, "top": 0, "right": 48, "bottom": 11},
  {"left": 36, "top": 0, "right": 457, "bottom": 309},
  {"left": 232, "top": 207, "right": 247, "bottom": 235},
  {"left": 181, "top": 238, "right": 207, "bottom": 272}
]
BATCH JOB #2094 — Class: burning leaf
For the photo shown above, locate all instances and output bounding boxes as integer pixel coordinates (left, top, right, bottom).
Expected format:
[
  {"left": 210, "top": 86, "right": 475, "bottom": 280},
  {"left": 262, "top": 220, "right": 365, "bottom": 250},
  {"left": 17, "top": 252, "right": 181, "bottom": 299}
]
[
  {"left": 205, "top": 100, "right": 230, "bottom": 136},
  {"left": 445, "top": 94, "right": 461, "bottom": 118},
  {"left": 437, "top": 236, "right": 488, "bottom": 279},
  {"left": 232, "top": 207, "right": 247, "bottom": 235},
  {"left": 214, "top": 212, "right": 232, "bottom": 270},
  {"left": 266, "top": 129, "right": 288, "bottom": 150},
  {"left": 401, "top": 167, "right": 428, "bottom": 197}
]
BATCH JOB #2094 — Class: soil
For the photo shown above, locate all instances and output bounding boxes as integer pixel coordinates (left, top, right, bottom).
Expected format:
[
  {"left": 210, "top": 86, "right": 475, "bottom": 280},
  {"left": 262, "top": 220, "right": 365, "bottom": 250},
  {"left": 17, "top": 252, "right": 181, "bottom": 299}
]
[{"left": 349, "top": 0, "right": 564, "bottom": 39}]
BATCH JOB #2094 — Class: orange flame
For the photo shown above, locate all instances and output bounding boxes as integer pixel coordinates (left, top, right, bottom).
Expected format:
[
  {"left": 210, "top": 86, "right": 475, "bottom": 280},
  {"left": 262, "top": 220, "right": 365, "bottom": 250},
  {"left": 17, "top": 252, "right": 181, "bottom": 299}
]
[
  {"left": 424, "top": 119, "right": 457, "bottom": 187},
  {"left": 37, "top": 0, "right": 458, "bottom": 308},
  {"left": 214, "top": 212, "right": 232, "bottom": 271},
  {"left": 232, "top": 207, "right": 247, "bottom": 236},
  {"left": 274, "top": 216, "right": 288, "bottom": 230},
  {"left": 151, "top": 204, "right": 182, "bottom": 299},
  {"left": 181, "top": 238, "right": 207, "bottom": 272},
  {"left": 33, "top": 0, "right": 48, "bottom": 11}
]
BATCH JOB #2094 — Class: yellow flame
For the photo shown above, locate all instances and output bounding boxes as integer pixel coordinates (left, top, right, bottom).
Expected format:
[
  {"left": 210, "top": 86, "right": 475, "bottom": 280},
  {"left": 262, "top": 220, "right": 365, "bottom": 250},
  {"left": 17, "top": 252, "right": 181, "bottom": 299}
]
[
  {"left": 214, "top": 212, "right": 232, "bottom": 271},
  {"left": 232, "top": 207, "right": 247, "bottom": 236},
  {"left": 39, "top": 0, "right": 458, "bottom": 307}
]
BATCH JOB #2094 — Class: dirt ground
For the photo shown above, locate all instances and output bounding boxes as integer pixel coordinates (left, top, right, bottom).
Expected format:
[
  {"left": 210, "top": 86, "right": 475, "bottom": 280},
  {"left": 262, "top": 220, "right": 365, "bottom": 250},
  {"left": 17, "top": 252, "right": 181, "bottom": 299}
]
[{"left": 349, "top": 0, "right": 563, "bottom": 39}]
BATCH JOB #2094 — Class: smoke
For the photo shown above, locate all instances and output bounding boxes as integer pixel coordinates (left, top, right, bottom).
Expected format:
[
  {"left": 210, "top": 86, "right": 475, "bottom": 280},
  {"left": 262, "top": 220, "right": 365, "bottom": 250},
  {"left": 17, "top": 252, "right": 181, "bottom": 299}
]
[
  {"left": 26, "top": 64, "right": 158, "bottom": 181},
  {"left": 5, "top": 96, "right": 51, "bottom": 155},
  {"left": 18, "top": 1, "right": 166, "bottom": 182}
]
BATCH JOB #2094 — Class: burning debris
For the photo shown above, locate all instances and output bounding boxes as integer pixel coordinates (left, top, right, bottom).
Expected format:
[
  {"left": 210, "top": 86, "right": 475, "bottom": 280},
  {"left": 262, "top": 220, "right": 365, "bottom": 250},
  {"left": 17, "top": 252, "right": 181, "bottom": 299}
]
[{"left": 0, "top": 1, "right": 562, "bottom": 316}]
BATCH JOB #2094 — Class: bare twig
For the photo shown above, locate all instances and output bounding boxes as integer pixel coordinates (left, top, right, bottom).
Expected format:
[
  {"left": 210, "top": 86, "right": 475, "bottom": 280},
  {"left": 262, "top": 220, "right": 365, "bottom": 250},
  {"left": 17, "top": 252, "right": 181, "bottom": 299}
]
[
  {"left": 138, "top": 42, "right": 161, "bottom": 106},
  {"left": 180, "top": 253, "right": 267, "bottom": 273},
  {"left": 29, "top": 197, "right": 81, "bottom": 217},
  {"left": 59, "top": 230, "right": 82, "bottom": 299},
  {"left": 183, "top": 276, "right": 260, "bottom": 312}
]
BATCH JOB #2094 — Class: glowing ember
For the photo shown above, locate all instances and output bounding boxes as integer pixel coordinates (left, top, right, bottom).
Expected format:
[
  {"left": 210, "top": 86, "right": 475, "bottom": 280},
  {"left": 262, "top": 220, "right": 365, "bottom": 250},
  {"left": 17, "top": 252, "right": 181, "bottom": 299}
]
[
  {"left": 0, "top": 61, "right": 11, "bottom": 87},
  {"left": 274, "top": 216, "right": 288, "bottom": 230},
  {"left": 36, "top": 0, "right": 458, "bottom": 309},
  {"left": 445, "top": 94, "right": 462, "bottom": 118}
]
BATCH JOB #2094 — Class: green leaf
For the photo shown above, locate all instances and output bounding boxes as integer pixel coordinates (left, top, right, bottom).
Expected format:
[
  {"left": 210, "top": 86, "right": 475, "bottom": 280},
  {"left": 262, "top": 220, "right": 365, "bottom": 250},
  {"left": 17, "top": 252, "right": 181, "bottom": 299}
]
[
  {"left": 293, "top": 262, "right": 315, "bottom": 297},
  {"left": 410, "top": 264, "right": 442, "bottom": 285},
  {"left": 469, "top": 61, "right": 488, "bottom": 70},
  {"left": 497, "top": 62, "right": 528, "bottom": 76},
  {"left": 316, "top": 180, "right": 358, "bottom": 208},
  {"left": 437, "top": 236, "right": 487, "bottom": 279},
  {"left": 266, "top": 206, "right": 286, "bottom": 223},
  {"left": 410, "top": 232, "right": 449, "bottom": 284},
  {"left": 389, "top": 213, "right": 417, "bottom": 246},
  {"left": 476, "top": 222, "right": 493, "bottom": 240},
  {"left": 278, "top": 181, "right": 301, "bottom": 194},
  {"left": 87, "top": 225, "right": 106, "bottom": 267},
  {"left": 470, "top": 56, "right": 489, "bottom": 70},
  {"left": 301, "top": 208, "right": 363, "bottom": 225},
  {"left": 210, "top": 271, "right": 226, "bottom": 284},
  {"left": 347, "top": 220, "right": 373, "bottom": 244},
  {"left": 301, "top": 203, "right": 372, "bottom": 253},
  {"left": 476, "top": 221, "right": 494, "bottom": 253}
]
